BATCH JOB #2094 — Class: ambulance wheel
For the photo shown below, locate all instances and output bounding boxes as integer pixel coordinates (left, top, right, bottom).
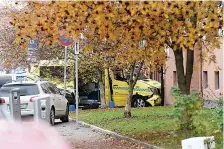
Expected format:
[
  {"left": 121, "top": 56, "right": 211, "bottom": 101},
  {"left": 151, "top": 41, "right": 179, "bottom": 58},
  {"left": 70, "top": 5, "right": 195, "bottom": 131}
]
[{"left": 133, "top": 96, "right": 146, "bottom": 107}]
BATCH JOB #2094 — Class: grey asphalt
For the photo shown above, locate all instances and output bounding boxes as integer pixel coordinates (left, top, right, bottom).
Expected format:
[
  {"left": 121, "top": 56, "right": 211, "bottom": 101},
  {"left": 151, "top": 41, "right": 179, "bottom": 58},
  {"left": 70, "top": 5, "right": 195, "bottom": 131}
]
[
  {"left": 54, "top": 121, "right": 145, "bottom": 149},
  {"left": 20, "top": 116, "right": 146, "bottom": 149}
]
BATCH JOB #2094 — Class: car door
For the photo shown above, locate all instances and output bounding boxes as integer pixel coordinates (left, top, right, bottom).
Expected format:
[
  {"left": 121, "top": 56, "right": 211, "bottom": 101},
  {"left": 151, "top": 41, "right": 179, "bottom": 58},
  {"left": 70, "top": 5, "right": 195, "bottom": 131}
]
[
  {"left": 112, "top": 79, "right": 129, "bottom": 106},
  {"left": 54, "top": 85, "right": 67, "bottom": 114},
  {"left": 41, "top": 83, "right": 60, "bottom": 115},
  {"left": 49, "top": 83, "right": 65, "bottom": 115}
]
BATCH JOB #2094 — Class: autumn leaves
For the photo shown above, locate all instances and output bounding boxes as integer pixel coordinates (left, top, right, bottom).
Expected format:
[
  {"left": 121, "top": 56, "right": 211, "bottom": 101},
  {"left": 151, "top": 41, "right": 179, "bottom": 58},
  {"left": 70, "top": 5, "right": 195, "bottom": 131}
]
[{"left": 9, "top": 1, "right": 221, "bottom": 71}]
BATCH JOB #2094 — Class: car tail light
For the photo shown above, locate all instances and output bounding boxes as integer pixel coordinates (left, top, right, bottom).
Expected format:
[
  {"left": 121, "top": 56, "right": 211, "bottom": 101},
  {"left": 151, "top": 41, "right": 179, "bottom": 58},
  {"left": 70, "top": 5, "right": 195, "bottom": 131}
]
[
  {"left": 29, "top": 96, "right": 39, "bottom": 102},
  {"left": 0, "top": 97, "right": 5, "bottom": 104}
]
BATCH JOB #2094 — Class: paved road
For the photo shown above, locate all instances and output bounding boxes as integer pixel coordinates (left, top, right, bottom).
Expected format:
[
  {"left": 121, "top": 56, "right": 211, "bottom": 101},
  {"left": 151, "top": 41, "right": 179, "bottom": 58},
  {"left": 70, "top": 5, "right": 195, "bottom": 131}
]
[
  {"left": 54, "top": 121, "right": 145, "bottom": 149},
  {"left": 20, "top": 116, "right": 146, "bottom": 149}
]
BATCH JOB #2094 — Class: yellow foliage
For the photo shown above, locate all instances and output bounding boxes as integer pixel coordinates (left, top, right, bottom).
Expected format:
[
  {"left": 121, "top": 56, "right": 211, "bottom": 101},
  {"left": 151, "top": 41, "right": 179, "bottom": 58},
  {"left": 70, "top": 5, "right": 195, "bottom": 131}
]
[{"left": 8, "top": 1, "right": 222, "bottom": 71}]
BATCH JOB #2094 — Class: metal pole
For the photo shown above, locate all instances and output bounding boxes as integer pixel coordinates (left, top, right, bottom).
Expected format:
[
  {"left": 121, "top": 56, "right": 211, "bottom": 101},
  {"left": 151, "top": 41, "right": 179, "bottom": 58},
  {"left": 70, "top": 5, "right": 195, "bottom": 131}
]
[
  {"left": 64, "top": 46, "right": 67, "bottom": 97},
  {"left": 34, "top": 98, "right": 39, "bottom": 123},
  {"left": 9, "top": 89, "right": 21, "bottom": 121},
  {"left": 75, "top": 54, "right": 79, "bottom": 123}
]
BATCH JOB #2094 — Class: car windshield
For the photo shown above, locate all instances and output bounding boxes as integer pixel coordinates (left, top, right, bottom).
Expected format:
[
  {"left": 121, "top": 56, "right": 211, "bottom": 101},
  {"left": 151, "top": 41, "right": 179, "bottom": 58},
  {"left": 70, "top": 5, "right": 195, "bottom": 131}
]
[{"left": 0, "top": 84, "right": 39, "bottom": 96}]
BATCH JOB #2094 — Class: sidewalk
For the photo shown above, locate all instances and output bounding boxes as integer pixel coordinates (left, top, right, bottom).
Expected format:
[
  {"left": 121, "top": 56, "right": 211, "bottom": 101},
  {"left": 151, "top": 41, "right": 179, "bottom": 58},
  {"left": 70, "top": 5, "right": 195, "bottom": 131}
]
[{"left": 55, "top": 121, "right": 146, "bottom": 149}]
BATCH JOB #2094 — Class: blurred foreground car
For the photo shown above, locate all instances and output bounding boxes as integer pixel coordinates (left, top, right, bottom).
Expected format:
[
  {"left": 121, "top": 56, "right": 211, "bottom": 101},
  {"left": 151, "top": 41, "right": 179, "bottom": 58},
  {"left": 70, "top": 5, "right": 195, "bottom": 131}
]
[
  {"left": 0, "top": 120, "right": 71, "bottom": 149},
  {"left": 0, "top": 81, "right": 69, "bottom": 125},
  {"left": 0, "top": 98, "right": 71, "bottom": 149}
]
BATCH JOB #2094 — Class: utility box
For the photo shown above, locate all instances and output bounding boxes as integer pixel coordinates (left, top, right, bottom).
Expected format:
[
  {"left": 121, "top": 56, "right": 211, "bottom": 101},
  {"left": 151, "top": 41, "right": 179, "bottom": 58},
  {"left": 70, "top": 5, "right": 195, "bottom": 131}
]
[
  {"left": 182, "top": 136, "right": 215, "bottom": 149},
  {"left": 9, "top": 88, "right": 21, "bottom": 121},
  {"left": 33, "top": 96, "right": 50, "bottom": 123}
]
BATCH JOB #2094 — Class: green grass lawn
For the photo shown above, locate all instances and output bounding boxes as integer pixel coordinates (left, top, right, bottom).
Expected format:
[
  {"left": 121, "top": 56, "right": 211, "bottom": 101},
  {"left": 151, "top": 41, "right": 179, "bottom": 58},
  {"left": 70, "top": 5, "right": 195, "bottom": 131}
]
[{"left": 70, "top": 107, "right": 223, "bottom": 149}]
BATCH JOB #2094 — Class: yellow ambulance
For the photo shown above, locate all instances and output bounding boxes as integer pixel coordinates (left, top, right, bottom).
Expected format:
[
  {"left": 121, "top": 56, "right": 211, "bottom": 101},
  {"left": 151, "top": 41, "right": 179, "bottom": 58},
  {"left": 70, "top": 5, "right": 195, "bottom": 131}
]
[{"left": 105, "top": 68, "right": 161, "bottom": 107}]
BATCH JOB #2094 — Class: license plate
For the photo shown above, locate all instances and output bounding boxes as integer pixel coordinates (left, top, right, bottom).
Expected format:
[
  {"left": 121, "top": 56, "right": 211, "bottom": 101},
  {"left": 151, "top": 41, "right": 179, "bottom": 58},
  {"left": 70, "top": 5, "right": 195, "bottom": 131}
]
[
  {"left": 20, "top": 104, "right": 27, "bottom": 109},
  {"left": 8, "top": 104, "right": 27, "bottom": 110}
]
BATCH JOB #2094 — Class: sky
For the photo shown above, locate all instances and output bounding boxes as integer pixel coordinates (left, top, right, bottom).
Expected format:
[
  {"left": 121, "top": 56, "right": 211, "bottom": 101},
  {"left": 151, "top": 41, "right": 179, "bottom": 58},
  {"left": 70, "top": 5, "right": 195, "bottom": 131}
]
[{"left": 0, "top": 0, "right": 27, "bottom": 10}]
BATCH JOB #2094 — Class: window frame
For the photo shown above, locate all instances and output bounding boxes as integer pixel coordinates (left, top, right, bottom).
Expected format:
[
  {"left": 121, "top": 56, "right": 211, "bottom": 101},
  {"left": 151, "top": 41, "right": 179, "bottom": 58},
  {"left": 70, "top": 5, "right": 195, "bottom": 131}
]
[
  {"left": 40, "top": 83, "right": 51, "bottom": 94},
  {"left": 47, "top": 83, "right": 57, "bottom": 94},
  {"left": 203, "top": 71, "right": 208, "bottom": 89},
  {"left": 215, "top": 71, "right": 220, "bottom": 90},
  {"left": 173, "top": 71, "right": 177, "bottom": 86}
]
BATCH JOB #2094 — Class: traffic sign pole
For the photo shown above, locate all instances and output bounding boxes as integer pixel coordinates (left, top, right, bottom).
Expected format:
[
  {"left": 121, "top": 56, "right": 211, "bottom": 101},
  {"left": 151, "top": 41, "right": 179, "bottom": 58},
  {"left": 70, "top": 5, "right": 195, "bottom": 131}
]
[
  {"left": 58, "top": 34, "right": 74, "bottom": 97},
  {"left": 58, "top": 33, "right": 79, "bottom": 124},
  {"left": 75, "top": 54, "right": 78, "bottom": 124},
  {"left": 74, "top": 41, "right": 79, "bottom": 124},
  {"left": 64, "top": 46, "right": 67, "bottom": 97}
]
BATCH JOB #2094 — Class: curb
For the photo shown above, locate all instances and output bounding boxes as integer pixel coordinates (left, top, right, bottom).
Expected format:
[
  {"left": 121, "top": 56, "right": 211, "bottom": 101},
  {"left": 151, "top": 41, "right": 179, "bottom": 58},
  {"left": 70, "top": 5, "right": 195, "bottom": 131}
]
[{"left": 76, "top": 120, "right": 163, "bottom": 149}]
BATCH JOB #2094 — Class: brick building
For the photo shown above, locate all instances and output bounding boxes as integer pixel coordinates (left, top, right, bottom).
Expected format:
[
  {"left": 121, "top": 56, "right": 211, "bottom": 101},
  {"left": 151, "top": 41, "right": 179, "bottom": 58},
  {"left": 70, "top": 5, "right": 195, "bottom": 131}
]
[{"left": 148, "top": 41, "right": 223, "bottom": 105}]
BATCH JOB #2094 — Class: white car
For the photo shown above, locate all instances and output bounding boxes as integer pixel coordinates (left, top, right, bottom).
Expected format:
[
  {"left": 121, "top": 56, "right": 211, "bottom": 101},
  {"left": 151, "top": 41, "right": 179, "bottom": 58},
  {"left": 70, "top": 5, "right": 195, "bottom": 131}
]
[{"left": 0, "top": 81, "right": 69, "bottom": 125}]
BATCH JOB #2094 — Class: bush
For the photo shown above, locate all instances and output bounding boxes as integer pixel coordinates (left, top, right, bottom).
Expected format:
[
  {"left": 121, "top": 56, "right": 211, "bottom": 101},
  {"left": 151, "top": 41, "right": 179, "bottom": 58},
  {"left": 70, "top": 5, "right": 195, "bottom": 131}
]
[
  {"left": 171, "top": 87, "right": 201, "bottom": 132},
  {"left": 216, "top": 98, "right": 223, "bottom": 133}
]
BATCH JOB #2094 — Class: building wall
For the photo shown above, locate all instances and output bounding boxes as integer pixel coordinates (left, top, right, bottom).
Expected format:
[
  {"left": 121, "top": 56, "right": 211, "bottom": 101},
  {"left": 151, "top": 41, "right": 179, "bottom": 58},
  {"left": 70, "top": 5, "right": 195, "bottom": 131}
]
[
  {"left": 202, "top": 42, "right": 223, "bottom": 100},
  {"left": 164, "top": 48, "right": 200, "bottom": 105},
  {"left": 164, "top": 42, "right": 223, "bottom": 105},
  {"left": 164, "top": 48, "right": 176, "bottom": 105}
]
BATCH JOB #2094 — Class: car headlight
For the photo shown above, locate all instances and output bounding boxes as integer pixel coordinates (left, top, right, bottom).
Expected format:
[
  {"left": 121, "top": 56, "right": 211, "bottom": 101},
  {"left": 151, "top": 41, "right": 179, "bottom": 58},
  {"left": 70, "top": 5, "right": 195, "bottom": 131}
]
[
  {"left": 148, "top": 87, "right": 152, "bottom": 92},
  {"left": 149, "top": 87, "right": 158, "bottom": 94}
]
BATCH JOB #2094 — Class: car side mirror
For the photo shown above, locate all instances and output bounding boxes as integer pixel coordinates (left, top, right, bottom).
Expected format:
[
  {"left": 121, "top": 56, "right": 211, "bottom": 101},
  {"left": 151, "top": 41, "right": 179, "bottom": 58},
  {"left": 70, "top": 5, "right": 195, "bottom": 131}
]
[{"left": 59, "top": 90, "right": 63, "bottom": 95}]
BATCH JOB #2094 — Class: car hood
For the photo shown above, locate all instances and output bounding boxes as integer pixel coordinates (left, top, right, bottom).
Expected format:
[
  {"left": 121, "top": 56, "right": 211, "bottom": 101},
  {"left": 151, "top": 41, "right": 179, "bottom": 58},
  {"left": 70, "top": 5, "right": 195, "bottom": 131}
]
[{"left": 138, "top": 79, "right": 161, "bottom": 89}]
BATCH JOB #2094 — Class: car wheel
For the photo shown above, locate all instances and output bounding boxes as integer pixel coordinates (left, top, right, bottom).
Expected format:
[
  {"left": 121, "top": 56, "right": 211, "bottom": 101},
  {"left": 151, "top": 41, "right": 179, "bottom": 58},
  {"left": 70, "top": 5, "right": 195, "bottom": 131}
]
[
  {"left": 60, "top": 105, "right": 69, "bottom": 123},
  {"left": 82, "top": 104, "right": 89, "bottom": 110},
  {"left": 50, "top": 107, "right": 55, "bottom": 126},
  {"left": 133, "top": 97, "right": 146, "bottom": 107}
]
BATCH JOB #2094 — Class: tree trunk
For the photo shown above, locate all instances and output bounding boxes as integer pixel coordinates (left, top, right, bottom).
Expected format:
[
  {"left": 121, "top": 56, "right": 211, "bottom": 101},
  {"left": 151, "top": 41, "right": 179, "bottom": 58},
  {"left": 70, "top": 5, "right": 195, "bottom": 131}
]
[
  {"left": 124, "top": 61, "right": 144, "bottom": 118},
  {"left": 97, "top": 70, "right": 106, "bottom": 108},
  {"left": 124, "top": 88, "right": 133, "bottom": 118},
  {"left": 174, "top": 48, "right": 194, "bottom": 95},
  {"left": 160, "top": 67, "right": 165, "bottom": 106},
  {"left": 185, "top": 49, "right": 194, "bottom": 94},
  {"left": 99, "top": 80, "right": 106, "bottom": 108},
  {"left": 27, "top": 64, "right": 31, "bottom": 73},
  {"left": 124, "top": 62, "right": 135, "bottom": 118},
  {"left": 73, "top": 63, "right": 76, "bottom": 89}
]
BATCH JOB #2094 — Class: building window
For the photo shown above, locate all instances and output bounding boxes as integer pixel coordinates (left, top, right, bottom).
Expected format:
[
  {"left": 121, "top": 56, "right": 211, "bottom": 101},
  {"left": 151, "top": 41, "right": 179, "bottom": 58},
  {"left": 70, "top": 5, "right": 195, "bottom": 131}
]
[
  {"left": 173, "top": 71, "right": 177, "bottom": 86},
  {"left": 150, "top": 72, "right": 153, "bottom": 79},
  {"left": 203, "top": 71, "right": 208, "bottom": 88},
  {"left": 215, "top": 71, "right": 220, "bottom": 90}
]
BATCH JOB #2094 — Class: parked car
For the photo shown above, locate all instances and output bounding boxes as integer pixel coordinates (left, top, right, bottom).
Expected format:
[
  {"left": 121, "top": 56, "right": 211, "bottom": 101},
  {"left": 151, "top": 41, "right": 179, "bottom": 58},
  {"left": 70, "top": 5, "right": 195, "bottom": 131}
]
[
  {"left": 57, "top": 86, "right": 100, "bottom": 109},
  {"left": 0, "top": 73, "right": 38, "bottom": 88},
  {"left": 79, "top": 88, "right": 101, "bottom": 109},
  {"left": 0, "top": 81, "right": 69, "bottom": 125},
  {"left": 57, "top": 88, "right": 76, "bottom": 105}
]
